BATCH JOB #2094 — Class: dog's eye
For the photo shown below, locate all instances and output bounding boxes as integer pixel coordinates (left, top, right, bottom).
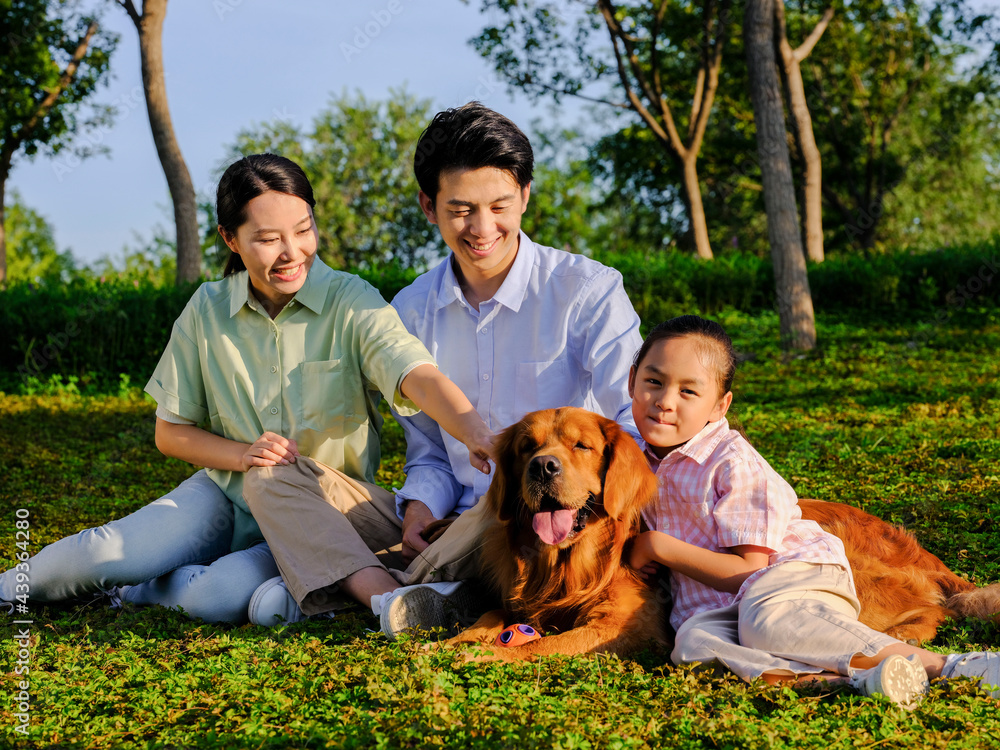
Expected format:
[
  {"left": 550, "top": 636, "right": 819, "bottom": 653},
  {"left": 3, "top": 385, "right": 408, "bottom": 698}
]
[
  {"left": 574, "top": 442, "right": 592, "bottom": 451},
  {"left": 519, "top": 440, "right": 537, "bottom": 455}
]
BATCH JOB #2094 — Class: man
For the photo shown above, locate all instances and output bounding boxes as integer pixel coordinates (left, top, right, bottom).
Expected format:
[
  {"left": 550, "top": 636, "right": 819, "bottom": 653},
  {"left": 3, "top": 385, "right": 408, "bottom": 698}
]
[{"left": 243, "top": 103, "right": 642, "bottom": 637}]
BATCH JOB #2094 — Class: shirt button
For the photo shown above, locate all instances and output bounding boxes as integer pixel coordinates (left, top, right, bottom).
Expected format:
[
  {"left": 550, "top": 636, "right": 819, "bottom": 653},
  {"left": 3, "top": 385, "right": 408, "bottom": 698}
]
[
  {"left": 482, "top": 373, "right": 490, "bottom": 381},
  {"left": 480, "top": 327, "right": 487, "bottom": 334},
  {"left": 270, "top": 365, "right": 278, "bottom": 373},
  {"left": 270, "top": 407, "right": 278, "bottom": 415}
]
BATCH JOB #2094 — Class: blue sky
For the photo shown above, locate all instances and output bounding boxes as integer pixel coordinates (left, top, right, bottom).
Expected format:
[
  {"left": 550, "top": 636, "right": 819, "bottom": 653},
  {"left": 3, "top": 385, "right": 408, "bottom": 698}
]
[{"left": 9, "top": 0, "right": 596, "bottom": 266}]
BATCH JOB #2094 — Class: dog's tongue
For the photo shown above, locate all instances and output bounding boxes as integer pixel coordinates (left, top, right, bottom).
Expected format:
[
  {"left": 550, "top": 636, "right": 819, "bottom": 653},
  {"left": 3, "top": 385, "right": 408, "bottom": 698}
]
[{"left": 532, "top": 509, "right": 577, "bottom": 545}]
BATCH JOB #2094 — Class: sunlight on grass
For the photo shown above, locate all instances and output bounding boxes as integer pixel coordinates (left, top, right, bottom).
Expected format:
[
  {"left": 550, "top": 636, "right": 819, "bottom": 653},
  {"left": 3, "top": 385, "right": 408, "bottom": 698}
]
[{"left": 1, "top": 313, "right": 998, "bottom": 748}]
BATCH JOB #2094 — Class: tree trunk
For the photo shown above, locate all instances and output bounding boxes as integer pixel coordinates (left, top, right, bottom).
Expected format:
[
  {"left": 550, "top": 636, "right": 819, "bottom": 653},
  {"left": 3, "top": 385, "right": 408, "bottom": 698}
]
[
  {"left": 786, "top": 66, "right": 825, "bottom": 264},
  {"left": 127, "top": 0, "right": 200, "bottom": 284},
  {"left": 0, "top": 169, "right": 8, "bottom": 287},
  {"left": 596, "top": 0, "right": 722, "bottom": 260},
  {"left": 776, "top": 5, "right": 831, "bottom": 264},
  {"left": 745, "top": 0, "right": 816, "bottom": 350},
  {"left": 683, "top": 155, "right": 714, "bottom": 259}
]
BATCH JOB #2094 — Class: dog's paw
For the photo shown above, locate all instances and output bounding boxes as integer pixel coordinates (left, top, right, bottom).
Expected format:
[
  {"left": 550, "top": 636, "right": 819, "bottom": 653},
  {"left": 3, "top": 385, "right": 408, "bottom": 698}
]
[{"left": 459, "top": 646, "right": 502, "bottom": 663}]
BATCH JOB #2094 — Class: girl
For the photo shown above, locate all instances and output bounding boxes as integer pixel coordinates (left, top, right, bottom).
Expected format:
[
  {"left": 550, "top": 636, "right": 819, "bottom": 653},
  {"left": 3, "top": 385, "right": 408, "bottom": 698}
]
[
  {"left": 627, "top": 315, "right": 998, "bottom": 709},
  {"left": 0, "top": 154, "right": 494, "bottom": 624}
]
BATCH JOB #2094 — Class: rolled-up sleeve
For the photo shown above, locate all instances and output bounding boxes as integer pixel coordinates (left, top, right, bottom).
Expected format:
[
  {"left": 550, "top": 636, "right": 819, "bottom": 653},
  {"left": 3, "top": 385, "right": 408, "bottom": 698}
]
[
  {"left": 712, "top": 455, "right": 786, "bottom": 552},
  {"left": 353, "top": 284, "right": 436, "bottom": 418},
  {"left": 144, "top": 308, "right": 209, "bottom": 424},
  {"left": 391, "top": 408, "right": 465, "bottom": 520}
]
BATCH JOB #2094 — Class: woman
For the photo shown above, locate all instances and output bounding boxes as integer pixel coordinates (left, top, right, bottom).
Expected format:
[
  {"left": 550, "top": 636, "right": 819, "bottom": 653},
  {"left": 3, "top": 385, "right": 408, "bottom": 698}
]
[{"left": 0, "top": 154, "right": 494, "bottom": 623}]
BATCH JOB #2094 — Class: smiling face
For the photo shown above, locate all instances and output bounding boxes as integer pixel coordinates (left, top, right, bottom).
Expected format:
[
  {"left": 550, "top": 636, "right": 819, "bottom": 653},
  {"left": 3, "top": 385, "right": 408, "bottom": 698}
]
[
  {"left": 220, "top": 191, "right": 318, "bottom": 316},
  {"left": 629, "top": 336, "right": 733, "bottom": 458},
  {"left": 418, "top": 166, "right": 530, "bottom": 293},
  {"left": 487, "top": 407, "right": 658, "bottom": 552}
]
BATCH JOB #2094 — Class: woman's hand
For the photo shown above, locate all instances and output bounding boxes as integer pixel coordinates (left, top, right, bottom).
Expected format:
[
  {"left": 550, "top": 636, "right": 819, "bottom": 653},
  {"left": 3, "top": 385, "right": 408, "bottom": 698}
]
[
  {"left": 241, "top": 432, "right": 301, "bottom": 471},
  {"left": 465, "top": 426, "right": 497, "bottom": 475}
]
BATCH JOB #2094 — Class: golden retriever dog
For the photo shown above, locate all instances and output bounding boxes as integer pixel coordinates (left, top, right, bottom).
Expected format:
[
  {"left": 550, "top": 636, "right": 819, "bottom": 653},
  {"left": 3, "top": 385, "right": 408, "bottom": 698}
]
[
  {"left": 447, "top": 407, "right": 668, "bottom": 659},
  {"left": 449, "top": 408, "right": 999, "bottom": 660}
]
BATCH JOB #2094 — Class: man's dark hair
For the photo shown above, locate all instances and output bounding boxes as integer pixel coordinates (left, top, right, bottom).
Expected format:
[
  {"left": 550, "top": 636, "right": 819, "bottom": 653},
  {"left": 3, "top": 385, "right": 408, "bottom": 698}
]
[{"left": 413, "top": 101, "right": 534, "bottom": 202}]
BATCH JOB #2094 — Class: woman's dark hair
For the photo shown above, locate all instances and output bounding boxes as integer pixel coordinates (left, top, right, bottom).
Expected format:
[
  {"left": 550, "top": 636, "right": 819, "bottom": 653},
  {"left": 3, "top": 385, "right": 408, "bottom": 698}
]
[
  {"left": 632, "top": 315, "right": 737, "bottom": 396},
  {"left": 216, "top": 153, "right": 316, "bottom": 277},
  {"left": 413, "top": 101, "right": 534, "bottom": 201}
]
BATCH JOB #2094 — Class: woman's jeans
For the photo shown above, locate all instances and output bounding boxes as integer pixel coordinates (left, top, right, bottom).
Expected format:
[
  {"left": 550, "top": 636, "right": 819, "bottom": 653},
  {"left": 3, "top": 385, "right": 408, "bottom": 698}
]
[{"left": 0, "top": 470, "right": 278, "bottom": 623}]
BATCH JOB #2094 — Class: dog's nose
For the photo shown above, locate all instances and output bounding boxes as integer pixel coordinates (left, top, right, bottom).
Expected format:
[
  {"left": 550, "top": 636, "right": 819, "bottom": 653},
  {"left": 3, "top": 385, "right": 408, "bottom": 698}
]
[{"left": 528, "top": 455, "right": 562, "bottom": 482}]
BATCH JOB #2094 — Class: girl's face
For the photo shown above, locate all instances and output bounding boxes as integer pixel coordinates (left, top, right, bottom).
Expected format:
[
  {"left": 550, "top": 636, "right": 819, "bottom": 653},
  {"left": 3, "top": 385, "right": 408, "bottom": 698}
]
[
  {"left": 222, "top": 191, "right": 318, "bottom": 316},
  {"left": 628, "top": 336, "right": 732, "bottom": 458}
]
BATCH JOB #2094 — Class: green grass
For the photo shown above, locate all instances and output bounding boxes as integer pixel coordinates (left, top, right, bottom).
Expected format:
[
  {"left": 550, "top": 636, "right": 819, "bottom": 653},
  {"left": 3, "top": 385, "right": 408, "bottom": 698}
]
[{"left": 2, "top": 311, "right": 999, "bottom": 749}]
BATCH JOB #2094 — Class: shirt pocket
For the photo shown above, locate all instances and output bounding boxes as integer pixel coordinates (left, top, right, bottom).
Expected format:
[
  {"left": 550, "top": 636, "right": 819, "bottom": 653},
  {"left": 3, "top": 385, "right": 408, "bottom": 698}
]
[
  {"left": 514, "top": 359, "right": 574, "bottom": 418},
  {"left": 298, "top": 359, "right": 366, "bottom": 431}
]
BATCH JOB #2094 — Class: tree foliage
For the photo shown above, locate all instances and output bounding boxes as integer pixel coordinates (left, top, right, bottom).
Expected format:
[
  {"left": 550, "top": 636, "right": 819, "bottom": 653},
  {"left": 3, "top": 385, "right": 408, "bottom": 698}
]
[
  {"left": 0, "top": 0, "right": 116, "bottom": 283},
  {"left": 808, "top": 0, "right": 1000, "bottom": 252},
  {"left": 2, "top": 191, "right": 75, "bottom": 282},
  {"left": 225, "top": 90, "right": 438, "bottom": 271},
  {"left": 471, "top": 0, "right": 732, "bottom": 259},
  {"left": 469, "top": 0, "right": 1000, "bottom": 258}
]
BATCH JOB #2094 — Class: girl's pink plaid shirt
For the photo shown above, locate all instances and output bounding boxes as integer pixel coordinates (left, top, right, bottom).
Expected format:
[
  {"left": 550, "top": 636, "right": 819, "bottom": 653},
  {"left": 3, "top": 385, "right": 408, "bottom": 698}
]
[{"left": 639, "top": 418, "right": 853, "bottom": 631}]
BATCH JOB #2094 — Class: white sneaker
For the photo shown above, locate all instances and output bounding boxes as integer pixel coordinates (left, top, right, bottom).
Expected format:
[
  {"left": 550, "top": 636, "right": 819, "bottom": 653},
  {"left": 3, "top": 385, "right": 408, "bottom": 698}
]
[
  {"left": 849, "top": 654, "right": 929, "bottom": 710},
  {"left": 248, "top": 577, "right": 334, "bottom": 627},
  {"left": 373, "top": 580, "right": 485, "bottom": 640},
  {"left": 943, "top": 652, "right": 1000, "bottom": 699}
]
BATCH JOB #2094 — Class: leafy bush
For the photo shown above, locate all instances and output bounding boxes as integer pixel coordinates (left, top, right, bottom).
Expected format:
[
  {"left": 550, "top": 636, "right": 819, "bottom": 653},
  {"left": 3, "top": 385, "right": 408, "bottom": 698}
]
[
  {"left": 0, "top": 277, "right": 198, "bottom": 393},
  {"left": 605, "top": 234, "right": 1000, "bottom": 322},
  {"left": 0, "top": 266, "right": 419, "bottom": 393},
  {"left": 2, "top": 239, "right": 997, "bottom": 391}
]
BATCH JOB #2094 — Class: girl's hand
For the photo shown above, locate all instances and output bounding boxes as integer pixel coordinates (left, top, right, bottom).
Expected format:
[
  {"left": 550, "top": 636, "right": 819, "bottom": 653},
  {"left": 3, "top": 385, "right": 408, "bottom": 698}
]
[
  {"left": 241, "top": 432, "right": 300, "bottom": 471},
  {"left": 628, "top": 531, "right": 664, "bottom": 578},
  {"left": 634, "top": 561, "right": 661, "bottom": 582}
]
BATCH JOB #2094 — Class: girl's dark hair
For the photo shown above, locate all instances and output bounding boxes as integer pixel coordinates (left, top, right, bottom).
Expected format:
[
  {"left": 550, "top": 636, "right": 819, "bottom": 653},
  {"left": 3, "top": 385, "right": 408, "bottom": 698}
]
[
  {"left": 413, "top": 101, "right": 534, "bottom": 201},
  {"left": 632, "top": 315, "right": 737, "bottom": 396},
  {"left": 216, "top": 154, "right": 316, "bottom": 277}
]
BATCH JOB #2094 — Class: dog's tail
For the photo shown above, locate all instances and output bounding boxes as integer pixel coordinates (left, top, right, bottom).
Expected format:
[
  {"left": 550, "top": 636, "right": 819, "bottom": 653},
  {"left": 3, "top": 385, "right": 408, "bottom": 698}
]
[{"left": 946, "top": 582, "right": 1000, "bottom": 621}]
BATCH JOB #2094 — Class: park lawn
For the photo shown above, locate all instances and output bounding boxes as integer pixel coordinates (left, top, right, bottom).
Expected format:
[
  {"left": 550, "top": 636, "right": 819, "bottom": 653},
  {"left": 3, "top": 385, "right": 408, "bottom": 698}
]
[{"left": 1, "top": 310, "right": 998, "bottom": 749}]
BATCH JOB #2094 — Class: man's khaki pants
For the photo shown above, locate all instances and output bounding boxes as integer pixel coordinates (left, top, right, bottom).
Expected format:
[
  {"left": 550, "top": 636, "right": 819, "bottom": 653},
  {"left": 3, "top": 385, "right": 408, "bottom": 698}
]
[{"left": 243, "top": 456, "right": 491, "bottom": 615}]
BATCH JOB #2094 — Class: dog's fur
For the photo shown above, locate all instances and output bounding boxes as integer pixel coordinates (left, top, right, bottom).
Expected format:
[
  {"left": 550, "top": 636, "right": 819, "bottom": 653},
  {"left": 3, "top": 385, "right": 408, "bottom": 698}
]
[
  {"left": 799, "top": 498, "right": 1000, "bottom": 643},
  {"left": 448, "top": 407, "right": 667, "bottom": 659}
]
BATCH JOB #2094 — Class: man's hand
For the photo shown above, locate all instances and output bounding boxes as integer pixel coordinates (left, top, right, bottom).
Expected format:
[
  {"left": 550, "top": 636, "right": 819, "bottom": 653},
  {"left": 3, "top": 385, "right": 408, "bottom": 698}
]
[
  {"left": 401, "top": 500, "right": 437, "bottom": 564},
  {"left": 241, "top": 431, "right": 300, "bottom": 471}
]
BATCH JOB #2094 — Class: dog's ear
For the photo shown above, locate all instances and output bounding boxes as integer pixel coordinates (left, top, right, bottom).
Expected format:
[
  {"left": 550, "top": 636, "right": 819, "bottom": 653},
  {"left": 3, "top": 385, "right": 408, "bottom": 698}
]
[
  {"left": 484, "top": 420, "right": 524, "bottom": 523},
  {"left": 601, "top": 420, "right": 658, "bottom": 524}
]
